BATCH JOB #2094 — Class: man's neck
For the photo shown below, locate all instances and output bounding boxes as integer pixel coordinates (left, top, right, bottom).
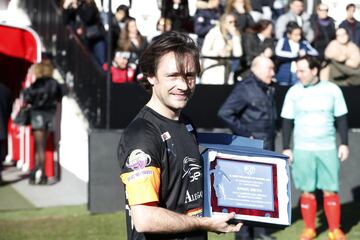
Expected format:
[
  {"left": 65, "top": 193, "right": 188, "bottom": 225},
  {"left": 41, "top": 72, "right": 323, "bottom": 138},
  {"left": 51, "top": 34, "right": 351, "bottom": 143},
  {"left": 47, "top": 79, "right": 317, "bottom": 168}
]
[{"left": 146, "top": 97, "right": 180, "bottom": 121}]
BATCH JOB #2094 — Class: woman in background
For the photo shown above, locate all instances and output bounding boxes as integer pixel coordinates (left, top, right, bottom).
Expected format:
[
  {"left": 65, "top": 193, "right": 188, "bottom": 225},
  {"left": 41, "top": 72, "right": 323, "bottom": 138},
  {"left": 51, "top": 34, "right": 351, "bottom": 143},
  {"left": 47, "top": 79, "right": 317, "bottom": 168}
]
[
  {"left": 117, "top": 17, "right": 148, "bottom": 74},
  {"left": 22, "top": 60, "right": 64, "bottom": 185},
  {"left": 201, "top": 12, "right": 242, "bottom": 84}
]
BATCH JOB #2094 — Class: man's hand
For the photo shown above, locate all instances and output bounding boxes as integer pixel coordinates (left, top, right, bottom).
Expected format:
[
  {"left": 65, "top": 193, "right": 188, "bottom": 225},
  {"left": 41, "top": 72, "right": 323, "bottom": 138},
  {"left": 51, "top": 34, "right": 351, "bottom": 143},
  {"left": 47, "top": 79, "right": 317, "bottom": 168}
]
[
  {"left": 202, "top": 212, "right": 242, "bottom": 233},
  {"left": 338, "top": 144, "right": 349, "bottom": 162},
  {"left": 282, "top": 149, "right": 293, "bottom": 164}
]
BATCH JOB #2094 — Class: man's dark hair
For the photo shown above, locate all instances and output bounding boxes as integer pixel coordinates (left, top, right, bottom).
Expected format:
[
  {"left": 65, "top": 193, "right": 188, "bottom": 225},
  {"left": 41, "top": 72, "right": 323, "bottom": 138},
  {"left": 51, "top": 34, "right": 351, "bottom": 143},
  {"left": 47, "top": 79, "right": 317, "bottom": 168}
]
[
  {"left": 138, "top": 31, "right": 201, "bottom": 93},
  {"left": 297, "top": 55, "right": 321, "bottom": 76},
  {"left": 346, "top": 3, "right": 356, "bottom": 11},
  {"left": 286, "top": 21, "right": 301, "bottom": 34},
  {"left": 116, "top": 4, "right": 129, "bottom": 15},
  {"left": 290, "top": 0, "right": 304, "bottom": 4}
]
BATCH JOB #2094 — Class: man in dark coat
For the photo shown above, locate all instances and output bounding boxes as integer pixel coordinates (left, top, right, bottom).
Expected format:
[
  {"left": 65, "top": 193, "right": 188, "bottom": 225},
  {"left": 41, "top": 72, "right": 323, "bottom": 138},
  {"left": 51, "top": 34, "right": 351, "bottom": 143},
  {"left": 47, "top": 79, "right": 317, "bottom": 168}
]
[
  {"left": 218, "top": 56, "right": 277, "bottom": 240},
  {"left": 0, "top": 83, "right": 11, "bottom": 184},
  {"left": 218, "top": 56, "right": 277, "bottom": 150},
  {"left": 339, "top": 3, "right": 360, "bottom": 48}
]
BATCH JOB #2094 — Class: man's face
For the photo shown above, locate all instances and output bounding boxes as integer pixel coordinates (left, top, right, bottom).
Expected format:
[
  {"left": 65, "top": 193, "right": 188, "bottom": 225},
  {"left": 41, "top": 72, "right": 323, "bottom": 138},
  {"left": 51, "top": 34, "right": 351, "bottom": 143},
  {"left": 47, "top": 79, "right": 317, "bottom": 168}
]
[
  {"left": 290, "top": 0, "right": 304, "bottom": 16},
  {"left": 347, "top": 6, "right": 355, "bottom": 20},
  {"left": 316, "top": 4, "right": 329, "bottom": 20},
  {"left": 148, "top": 52, "right": 196, "bottom": 117},
  {"left": 336, "top": 28, "right": 349, "bottom": 44},
  {"left": 256, "top": 60, "right": 275, "bottom": 85},
  {"left": 114, "top": 56, "right": 128, "bottom": 69},
  {"left": 296, "top": 59, "right": 317, "bottom": 86}
]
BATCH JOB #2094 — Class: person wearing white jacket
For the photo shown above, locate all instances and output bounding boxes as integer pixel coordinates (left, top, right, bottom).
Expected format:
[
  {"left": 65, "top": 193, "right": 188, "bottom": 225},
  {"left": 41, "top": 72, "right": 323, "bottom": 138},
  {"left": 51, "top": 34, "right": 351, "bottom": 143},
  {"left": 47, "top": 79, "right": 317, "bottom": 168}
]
[{"left": 201, "top": 13, "right": 243, "bottom": 84}]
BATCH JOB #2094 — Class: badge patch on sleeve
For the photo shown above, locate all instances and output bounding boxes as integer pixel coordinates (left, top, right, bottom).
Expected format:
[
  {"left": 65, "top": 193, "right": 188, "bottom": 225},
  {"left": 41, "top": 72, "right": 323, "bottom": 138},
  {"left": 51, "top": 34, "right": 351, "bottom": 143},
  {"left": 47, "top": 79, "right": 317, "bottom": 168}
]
[{"left": 126, "top": 149, "right": 151, "bottom": 171}]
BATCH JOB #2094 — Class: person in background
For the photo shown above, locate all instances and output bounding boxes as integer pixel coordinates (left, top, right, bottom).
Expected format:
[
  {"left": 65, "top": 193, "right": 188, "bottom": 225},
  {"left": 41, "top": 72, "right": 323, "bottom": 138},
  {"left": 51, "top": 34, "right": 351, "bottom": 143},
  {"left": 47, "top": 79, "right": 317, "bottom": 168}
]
[
  {"left": 339, "top": 3, "right": 360, "bottom": 48},
  {"left": 240, "top": 19, "right": 275, "bottom": 78},
  {"left": 218, "top": 56, "right": 277, "bottom": 240},
  {"left": 148, "top": 17, "right": 172, "bottom": 42},
  {"left": 118, "top": 31, "right": 242, "bottom": 239},
  {"left": 111, "top": 4, "right": 132, "bottom": 52},
  {"left": 117, "top": 17, "right": 148, "bottom": 76},
  {"left": 0, "top": 83, "right": 11, "bottom": 185},
  {"left": 103, "top": 50, "right": 136, "bottom": 83},
  {"left": 249, "top": 0, "right": 273, "bottom": 22},
  {"left": 201, "top": 13, "right": 242, "bottom": 84},
  {"left": 324, "top": 27, "right": 360, "bottom": 86},
  {"left": 225, "top": 0, "right": 255, "bottom": 33},
  {"left": 281, "top": 55, "right": 349, "bottom": 240},
  {"left": 275, "top": 0, "right": 314, "bottom": 42},
  {"left": 62, "top": 0, "right": 107, "bottom": 65},
  {"left": 22, "top": 60, "right": 64, "bottom": 185},
  {"left": 164, "top": 0, "right": 192, "bottom": 32},
  {"left": 309, "top": 2, "right": 336, "bottom": 61},
  {"left": 275, "top": 21, "right": 318, "bottom": 86},
  {"left": 194, "top": 0, "right": 223, "bottom": 48}
]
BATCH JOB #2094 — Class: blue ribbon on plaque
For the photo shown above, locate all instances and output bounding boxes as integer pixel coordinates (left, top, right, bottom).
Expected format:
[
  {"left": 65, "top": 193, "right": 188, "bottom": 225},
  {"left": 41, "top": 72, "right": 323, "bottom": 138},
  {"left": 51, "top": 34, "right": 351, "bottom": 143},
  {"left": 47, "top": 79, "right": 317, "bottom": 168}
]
[{"left": 199, "top": 133, "right": 291, "bottom": 228}]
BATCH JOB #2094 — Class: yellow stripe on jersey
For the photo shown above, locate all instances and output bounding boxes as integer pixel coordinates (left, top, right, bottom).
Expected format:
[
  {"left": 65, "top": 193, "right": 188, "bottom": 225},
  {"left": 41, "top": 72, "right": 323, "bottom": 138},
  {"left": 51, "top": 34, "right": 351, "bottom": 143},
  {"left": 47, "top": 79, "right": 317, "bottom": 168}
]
[{"left": 120, "top": 166, "right": 161, "bottom": 206}]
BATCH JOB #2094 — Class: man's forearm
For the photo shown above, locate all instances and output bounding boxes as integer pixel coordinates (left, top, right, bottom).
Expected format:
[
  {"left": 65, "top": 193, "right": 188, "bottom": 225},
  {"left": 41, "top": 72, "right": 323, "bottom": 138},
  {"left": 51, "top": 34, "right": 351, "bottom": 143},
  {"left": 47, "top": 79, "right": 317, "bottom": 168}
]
[
  {"left": 131, "top": 205, "right": 202, "bottom": 233},
  {"left": 130, "top": 204, "right": 240, "bottom": 234}
]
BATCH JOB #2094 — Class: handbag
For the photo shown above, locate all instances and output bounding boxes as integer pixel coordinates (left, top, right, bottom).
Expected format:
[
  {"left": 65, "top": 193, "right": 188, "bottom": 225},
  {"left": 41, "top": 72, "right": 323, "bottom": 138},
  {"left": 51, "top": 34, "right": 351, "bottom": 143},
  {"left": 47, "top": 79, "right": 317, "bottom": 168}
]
[
  {"left": 85, "top": 23, "right": 104, "bottom": 40},
  {"left": 13, "top": 107, "right": 31, "bottom": 126}
]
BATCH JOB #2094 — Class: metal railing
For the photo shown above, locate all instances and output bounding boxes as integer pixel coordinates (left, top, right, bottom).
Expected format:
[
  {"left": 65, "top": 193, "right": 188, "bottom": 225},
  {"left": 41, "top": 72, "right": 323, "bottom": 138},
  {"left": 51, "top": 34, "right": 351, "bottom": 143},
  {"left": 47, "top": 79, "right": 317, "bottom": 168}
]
[{"left": 22, "top": 0, "right": 107, "bottom": 128}]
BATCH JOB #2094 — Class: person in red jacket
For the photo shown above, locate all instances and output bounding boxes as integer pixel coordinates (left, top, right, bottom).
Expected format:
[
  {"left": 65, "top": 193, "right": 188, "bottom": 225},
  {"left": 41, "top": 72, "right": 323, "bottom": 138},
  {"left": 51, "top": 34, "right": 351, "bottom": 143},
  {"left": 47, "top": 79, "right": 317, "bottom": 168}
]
[{"left": 103, "top": 51, "right": 135, "bottom": 83}]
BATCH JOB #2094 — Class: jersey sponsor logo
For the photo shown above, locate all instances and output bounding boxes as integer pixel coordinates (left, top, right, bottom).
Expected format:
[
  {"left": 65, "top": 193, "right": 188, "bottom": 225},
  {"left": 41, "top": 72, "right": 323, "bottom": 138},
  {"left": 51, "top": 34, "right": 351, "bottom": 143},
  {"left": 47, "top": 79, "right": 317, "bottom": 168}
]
[
  {"left": 126, "top": 169, "right": 154, "bottom": 182},
  {"left": 161, "top": 131, "right": 171, "bottom": 141},
  {"left": 126, "top": 149, "right": 151, "bottom": 171},
  {"left": 182, "top": 156, "right": 201, "bottom": 182},
  {"left": 185, "top": 190, "right": 203, "bottom": 203}
]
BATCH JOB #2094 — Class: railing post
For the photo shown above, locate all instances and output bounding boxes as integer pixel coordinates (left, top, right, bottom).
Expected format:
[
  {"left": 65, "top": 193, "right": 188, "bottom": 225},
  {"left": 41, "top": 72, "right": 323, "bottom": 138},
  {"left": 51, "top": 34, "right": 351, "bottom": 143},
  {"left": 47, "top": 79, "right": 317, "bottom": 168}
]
[{"left": 106, "top": 0, "right": 112, "bottom": 129}]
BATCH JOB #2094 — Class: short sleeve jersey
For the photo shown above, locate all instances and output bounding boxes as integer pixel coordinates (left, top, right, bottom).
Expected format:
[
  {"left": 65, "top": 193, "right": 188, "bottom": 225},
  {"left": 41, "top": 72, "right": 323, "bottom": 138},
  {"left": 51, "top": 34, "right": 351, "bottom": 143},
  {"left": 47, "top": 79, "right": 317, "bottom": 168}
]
[
  {"left": 118, "top": 106, "right": 206, "bottom": 240},
  {"left": 281, "top": 80, "right": 348, "bottom": 150}
]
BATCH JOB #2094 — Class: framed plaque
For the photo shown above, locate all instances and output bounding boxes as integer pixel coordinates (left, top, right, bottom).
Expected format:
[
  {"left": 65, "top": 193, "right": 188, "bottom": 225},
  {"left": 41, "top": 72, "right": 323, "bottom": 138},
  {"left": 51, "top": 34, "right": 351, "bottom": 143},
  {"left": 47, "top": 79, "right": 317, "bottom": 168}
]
[{"left": 200, "top": 134, "right": 291, "bottom": 228}]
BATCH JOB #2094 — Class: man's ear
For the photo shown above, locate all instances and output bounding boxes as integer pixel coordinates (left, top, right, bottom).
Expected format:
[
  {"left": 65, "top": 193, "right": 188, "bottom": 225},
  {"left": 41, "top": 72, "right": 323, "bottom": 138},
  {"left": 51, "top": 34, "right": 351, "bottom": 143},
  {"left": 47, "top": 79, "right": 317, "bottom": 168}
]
[{"left": 147, "top": 76, "right": 156, "bottom": 85}]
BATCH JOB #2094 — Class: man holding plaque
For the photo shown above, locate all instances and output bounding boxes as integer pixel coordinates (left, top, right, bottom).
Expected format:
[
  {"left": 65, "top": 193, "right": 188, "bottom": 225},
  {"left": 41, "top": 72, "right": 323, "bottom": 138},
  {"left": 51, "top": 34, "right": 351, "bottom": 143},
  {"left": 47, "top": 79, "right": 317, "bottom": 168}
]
[
  {"left": 218, "top": 56, "right": 277, "bottom": 240},
  {"left": 118, "top": 31, "right": 242, "bottom": 240},
  {"left": 281, "top": 55, "right": 349, "bottom": 240}
]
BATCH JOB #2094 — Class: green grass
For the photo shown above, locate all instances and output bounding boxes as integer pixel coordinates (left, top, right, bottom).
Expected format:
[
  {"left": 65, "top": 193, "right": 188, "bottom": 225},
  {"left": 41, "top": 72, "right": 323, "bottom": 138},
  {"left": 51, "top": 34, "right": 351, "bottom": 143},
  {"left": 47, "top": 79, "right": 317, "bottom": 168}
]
[
  {"left": 0, "top": 203, "right": 359, "bottom": 240},
  {"left": 0, "top": 184, "right": 35, "bottom": 211}
]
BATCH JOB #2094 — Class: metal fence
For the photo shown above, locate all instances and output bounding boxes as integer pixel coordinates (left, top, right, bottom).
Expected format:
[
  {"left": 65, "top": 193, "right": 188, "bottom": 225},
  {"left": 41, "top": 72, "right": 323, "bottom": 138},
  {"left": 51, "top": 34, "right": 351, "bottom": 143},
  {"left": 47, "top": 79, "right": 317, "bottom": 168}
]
[{"left": 22, "top": 0, "right": 107, "bottom": 128}]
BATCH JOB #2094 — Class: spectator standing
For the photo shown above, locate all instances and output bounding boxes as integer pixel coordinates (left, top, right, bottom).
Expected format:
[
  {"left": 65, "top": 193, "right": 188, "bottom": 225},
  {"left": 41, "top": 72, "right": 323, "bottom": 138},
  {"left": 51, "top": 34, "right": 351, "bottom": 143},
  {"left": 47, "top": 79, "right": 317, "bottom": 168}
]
[
  {"left": 117, "top": 18, "right": 148, "bottom": 74},
  {"left": 309, "top": 3, "right": 336, "bottom": 61},
  {"left": 281, "top": 55, "right": 349, "bottom": 240},
  {"left": 275, "top": 21, "right": 318, "bottom": 86},
  {"left": 164, "top": 0, "right": 192, "bottom": 32},
  {"left": 241, "top": 19, "right": 275, "bottom": 78},
  {"left": 225, "top": 0, "right": 255, "bottom": 33},
  {"left": 275, "top": 0, "right": 314, "bottom": 42},
  {"left": 0, "top": 83, "right": 11, "bottom": 185},
  {"left": 324, "top": 27, "right": 360, "bottom": 86},
  {"left": 118, "top": 31, "right": 242, "bottom": 239},
  {"left": 111, "top": 4, "right": 132, "bottom": 52},
  {"left": 22, "top": 60, "right": 64, "bottom": 185},
  {"left": 194, "top": 0, "right": 223, "bottom": 48},
  {"left": 103, "top": 51, "right": 136, "bottom": 83},
  {"left": 218, "top": 56, "right": 277, "bottom": 240},
  {"left": 339, "top": 3, "right": 360, "bottom": 48},
  {"left": 63, "top": 0, "right": 107, "bottom": 65},
  {"left": 201, "top": 13, "right": 242, "bottom": 84}
]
